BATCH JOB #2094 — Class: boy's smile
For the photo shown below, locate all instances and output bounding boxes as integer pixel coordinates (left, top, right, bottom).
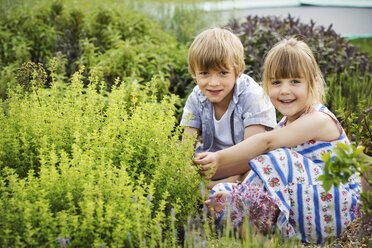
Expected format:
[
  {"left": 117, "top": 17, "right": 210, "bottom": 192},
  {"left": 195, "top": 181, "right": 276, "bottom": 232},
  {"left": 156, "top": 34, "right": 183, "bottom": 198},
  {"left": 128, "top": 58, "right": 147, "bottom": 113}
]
[
  {"left": 208, "top": 89, "right": 223, "bottom": 95},
  {"left": 195, "top": 68, "right": 237, "bottom": 110}
]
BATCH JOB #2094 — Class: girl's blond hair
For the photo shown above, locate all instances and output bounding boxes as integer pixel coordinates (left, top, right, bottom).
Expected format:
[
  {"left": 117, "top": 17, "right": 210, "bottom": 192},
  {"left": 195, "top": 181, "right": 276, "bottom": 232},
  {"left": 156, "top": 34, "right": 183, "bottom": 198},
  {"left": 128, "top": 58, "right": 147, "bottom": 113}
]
[
  {"left": 263, "top": 37, "right": 326, "bottom": 105},
  {"left": 188, "top": 27, "right": 245, "bottom": 77}
]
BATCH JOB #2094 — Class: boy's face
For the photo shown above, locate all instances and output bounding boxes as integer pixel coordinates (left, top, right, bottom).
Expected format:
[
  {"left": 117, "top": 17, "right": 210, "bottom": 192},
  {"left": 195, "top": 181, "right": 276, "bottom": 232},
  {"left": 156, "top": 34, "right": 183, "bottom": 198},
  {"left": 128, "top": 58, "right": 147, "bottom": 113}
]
[{"left": 195, "top": 67, "right": 237, "bottom": 107}]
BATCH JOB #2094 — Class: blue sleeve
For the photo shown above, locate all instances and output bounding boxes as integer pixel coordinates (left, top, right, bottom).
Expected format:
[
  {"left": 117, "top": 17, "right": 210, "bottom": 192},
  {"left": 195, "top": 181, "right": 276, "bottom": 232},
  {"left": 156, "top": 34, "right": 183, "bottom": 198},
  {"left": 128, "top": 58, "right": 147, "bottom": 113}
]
[
  {"left": 180, "top": 91, "right": 201, "bottom": 129},
  {"left": 241, "top": 82, "right": 277, "bottom": 129}
]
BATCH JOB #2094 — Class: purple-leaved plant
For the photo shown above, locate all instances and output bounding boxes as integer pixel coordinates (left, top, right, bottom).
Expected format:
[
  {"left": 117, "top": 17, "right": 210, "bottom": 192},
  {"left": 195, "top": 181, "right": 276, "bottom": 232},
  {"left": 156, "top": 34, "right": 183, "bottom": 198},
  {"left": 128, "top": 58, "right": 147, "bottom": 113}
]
[{"left": 222, "top": 183, "right": 280, "bottom": 234}]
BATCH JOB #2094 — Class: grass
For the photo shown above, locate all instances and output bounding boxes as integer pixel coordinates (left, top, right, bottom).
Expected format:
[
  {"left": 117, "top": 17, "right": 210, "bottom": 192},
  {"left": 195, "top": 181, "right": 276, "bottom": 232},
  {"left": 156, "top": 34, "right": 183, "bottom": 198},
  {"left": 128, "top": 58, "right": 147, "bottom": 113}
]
[{"left": 348, "top": 37, "right": 372, "bottom": 60}]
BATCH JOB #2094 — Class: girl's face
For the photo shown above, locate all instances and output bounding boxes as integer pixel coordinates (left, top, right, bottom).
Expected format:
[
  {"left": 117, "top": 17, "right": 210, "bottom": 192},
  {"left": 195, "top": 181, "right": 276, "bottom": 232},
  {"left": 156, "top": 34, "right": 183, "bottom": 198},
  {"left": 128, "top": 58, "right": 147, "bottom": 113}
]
[
  {"left": 195, "top": 67, "right": 237, "bottom": 109},
  {"left": 268, "top": 77, "right": 309, "bottom": 124}
]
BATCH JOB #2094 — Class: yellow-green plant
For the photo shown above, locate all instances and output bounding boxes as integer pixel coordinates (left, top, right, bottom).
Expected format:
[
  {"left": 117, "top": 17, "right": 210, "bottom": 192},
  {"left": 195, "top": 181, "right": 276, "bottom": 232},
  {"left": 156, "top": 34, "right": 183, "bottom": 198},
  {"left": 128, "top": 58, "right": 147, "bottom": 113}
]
[{"left": 0, "top": 66, "right": 203, "bottom": 246}]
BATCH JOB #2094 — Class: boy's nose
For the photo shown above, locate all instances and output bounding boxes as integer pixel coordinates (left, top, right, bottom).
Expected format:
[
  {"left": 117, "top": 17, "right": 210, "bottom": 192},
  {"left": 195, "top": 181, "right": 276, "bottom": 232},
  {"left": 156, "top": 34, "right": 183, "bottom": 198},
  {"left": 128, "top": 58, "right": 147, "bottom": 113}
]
[{"left": 209, "top": 76, "right": 220, "bottom": 86}]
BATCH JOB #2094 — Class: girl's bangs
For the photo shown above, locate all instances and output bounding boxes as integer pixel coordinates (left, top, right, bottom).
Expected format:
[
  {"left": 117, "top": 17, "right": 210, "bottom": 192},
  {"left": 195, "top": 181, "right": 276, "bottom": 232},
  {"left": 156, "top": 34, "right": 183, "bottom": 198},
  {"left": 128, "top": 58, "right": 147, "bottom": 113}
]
[{"left": 271, "top": 51, "right": 305, "bottom": 79}]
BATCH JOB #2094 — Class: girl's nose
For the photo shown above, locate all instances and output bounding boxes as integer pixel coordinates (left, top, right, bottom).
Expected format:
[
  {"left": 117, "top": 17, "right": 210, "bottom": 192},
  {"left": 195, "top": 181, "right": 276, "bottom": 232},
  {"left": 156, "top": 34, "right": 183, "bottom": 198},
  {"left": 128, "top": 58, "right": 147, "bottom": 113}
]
[{"left": 280, "top": 83, "right": 291, "bottom": 94}]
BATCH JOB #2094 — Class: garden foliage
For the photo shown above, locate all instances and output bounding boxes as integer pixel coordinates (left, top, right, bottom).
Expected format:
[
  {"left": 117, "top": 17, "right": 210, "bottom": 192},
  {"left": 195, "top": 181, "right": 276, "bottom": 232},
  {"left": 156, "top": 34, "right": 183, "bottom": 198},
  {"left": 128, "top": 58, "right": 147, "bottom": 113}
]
[
  {"left": 0, "top": 64, "right": 203, "bottom": 247},
  {"left": 0, "top": 1, "right": 193, "bottom": 103},
  {"left": 1, "top": 1, "right": 372, "bottom": 246}
]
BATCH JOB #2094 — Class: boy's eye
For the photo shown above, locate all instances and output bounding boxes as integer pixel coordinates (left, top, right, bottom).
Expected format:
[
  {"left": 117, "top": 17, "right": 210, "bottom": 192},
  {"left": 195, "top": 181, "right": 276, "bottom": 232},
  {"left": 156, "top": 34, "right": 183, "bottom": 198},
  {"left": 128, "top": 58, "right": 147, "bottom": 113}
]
[
  {"left": 199, "top": 71, "right": 208, "bottom": 76},
  {"left": 220, "top": 71, "right": 229, "bottom": 75}
]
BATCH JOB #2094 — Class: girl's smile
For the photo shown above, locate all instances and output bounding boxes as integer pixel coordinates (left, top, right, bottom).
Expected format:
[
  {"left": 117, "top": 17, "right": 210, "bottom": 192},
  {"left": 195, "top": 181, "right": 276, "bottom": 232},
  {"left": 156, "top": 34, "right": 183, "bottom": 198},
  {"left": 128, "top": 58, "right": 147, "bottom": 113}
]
[{"left": 279, "top": 99, "right": 296, "bottom": 104}]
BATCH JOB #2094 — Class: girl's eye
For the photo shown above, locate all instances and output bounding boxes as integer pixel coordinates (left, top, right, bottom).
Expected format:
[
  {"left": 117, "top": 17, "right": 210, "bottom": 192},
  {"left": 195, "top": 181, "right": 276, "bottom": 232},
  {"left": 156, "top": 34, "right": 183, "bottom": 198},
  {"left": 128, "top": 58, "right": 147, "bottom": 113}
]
[
  {"left": 220, "top": 71, "right": 228, "bottom": 75},
  {"left": 272, "top": 80, "right": 281, "bottom": 85},
  {"left": 199, "top": 71, "right": 208, "bottom": 76},
  {"left": 292, "top": 79, "right": 300, "bottom": 84}
]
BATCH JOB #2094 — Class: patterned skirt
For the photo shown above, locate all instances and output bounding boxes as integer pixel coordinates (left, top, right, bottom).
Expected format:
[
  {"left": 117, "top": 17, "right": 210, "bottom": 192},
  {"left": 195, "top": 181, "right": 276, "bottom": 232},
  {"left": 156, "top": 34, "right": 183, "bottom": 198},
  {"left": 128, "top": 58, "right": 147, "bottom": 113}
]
[{"left": 211, "top": 148, "right": 361, "bottom": 243}]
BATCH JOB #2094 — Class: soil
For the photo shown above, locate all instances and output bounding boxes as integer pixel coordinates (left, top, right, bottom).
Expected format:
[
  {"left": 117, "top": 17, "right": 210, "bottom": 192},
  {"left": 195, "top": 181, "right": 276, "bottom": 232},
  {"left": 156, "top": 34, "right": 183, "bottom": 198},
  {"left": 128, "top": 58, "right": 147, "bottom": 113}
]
[
  {"left": 306, "top": 217, "right": 372, "bottom": 248},
  {"left": 329, "top": 217, "right": 372, "bottom": 248}
]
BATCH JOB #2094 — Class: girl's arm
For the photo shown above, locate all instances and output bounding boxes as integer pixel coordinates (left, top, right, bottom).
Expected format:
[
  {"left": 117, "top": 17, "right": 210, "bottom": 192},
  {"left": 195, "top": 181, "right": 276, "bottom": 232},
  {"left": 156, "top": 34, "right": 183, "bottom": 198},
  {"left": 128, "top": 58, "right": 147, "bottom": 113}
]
[
  {"left": 211, "top": 124, "right": 266, "bottom": 179},
  {"left": 195, "top": 111, "right": 340, "bottom": 179}
]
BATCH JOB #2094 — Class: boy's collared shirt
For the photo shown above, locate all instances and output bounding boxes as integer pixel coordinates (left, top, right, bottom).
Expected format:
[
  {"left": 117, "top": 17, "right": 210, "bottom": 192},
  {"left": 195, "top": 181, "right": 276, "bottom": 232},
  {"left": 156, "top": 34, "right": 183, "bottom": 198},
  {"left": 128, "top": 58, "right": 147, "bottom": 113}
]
[{"left": 181, "top": 74, "right": 277, "bottom": 153}]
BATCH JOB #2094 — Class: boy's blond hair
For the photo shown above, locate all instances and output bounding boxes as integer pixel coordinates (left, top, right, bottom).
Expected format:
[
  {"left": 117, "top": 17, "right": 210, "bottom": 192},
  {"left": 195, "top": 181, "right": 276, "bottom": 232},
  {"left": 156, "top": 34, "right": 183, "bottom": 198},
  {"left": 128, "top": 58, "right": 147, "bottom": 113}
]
[
  {"left": 188, "top": 27, "right": 245, "bottom": 78},
  {"left": 263, "top": 37, "right": 326, "bottom": 106}
]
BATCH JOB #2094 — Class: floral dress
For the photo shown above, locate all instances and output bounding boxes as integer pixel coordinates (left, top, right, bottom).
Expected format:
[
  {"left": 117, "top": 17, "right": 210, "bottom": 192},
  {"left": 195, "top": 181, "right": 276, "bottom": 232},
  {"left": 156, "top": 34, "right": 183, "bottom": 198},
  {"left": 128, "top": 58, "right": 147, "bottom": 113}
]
[{"left": 211, "top": 104, "right": 361, "bottom": 243}]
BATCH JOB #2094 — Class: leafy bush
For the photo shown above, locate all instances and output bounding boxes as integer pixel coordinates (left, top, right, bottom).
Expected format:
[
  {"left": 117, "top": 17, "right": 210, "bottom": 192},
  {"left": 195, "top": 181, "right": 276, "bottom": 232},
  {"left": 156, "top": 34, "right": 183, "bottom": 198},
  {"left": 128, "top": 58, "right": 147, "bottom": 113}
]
[
  {"left": 226, "top": 15, "right": 371, "bottom": 113},
  {"left": 0, "top": 1, "right": 193, "bottom": 102},
  {"left": 0, "top": 65, "right": 203, "bottom": 246}
]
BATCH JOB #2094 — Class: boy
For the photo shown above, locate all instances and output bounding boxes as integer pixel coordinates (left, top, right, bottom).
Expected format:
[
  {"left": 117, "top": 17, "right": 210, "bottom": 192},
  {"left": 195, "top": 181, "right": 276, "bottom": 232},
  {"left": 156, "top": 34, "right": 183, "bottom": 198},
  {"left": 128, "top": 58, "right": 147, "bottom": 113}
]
[{"left": 181, "top": 27, "right": 276, "bottom": 189}]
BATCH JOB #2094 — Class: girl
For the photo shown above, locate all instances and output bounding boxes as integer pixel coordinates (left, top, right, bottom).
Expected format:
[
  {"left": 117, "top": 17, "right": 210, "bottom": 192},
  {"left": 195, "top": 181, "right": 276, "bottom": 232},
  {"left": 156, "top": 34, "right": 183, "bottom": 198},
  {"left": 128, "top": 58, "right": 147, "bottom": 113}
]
[{"left": 194, "top": 37, "right": 361, "bottom": 243}]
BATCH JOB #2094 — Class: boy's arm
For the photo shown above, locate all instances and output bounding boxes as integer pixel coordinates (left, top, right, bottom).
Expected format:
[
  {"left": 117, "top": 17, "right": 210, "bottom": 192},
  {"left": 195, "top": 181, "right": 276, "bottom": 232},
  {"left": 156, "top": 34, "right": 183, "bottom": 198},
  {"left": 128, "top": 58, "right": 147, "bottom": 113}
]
[
  {"left": 241, "top": 76, "right": 277, "bottom": 130},
  {"left": 244, "top": 124, "right": 266, "bottom": 139},
  {"left": 182, "top": 126, "right": 199, "bottom": 148},
  {"left": 183, "top": 126, "right": 198, "bottom": 137},
  {"left": 211, "top": 124, "right": 265, "bottom": 179}
]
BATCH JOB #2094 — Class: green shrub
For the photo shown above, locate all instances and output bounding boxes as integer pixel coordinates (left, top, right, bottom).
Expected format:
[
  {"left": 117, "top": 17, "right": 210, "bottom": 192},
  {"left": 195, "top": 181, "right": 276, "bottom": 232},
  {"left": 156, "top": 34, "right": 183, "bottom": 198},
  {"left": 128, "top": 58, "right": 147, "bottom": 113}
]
[
  {"left": 0, "top": 1, "right": 193, "bottom": 103},
  {"left": 0, "top": 66, "right": 203, "bottom": 246}
]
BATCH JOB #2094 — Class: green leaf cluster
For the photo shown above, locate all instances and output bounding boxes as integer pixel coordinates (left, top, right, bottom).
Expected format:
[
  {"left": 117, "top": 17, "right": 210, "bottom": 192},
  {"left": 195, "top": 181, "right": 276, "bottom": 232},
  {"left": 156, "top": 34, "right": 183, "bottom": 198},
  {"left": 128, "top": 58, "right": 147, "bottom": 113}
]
[
  {"left": 0, "top": 68, "right": 203, "bottom": 246},
  {"left": 318, "top": 143, "right": 369, "bottom": 192},
  {"left": 318, "top": 143, "right": 372, "bottom": 218}
]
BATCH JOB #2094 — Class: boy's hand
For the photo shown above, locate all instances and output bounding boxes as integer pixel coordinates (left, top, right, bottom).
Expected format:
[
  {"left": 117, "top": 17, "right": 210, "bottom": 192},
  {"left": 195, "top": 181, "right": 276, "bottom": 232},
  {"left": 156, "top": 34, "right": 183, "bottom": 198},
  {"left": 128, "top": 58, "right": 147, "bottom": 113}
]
[
  {"left": 194, "top": 152, "right": 218, "bottom": 179},
  {"left": 205, "top": 191, "right": 229, "bottom": 214}
]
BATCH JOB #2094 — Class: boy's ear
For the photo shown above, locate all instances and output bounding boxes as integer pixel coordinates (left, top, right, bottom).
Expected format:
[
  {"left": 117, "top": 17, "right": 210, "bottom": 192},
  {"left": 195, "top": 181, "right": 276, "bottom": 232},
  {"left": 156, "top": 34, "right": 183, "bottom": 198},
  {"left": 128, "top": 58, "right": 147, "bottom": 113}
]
[{"left": 236, "top": 71, "right": 243, "bottom": 78}]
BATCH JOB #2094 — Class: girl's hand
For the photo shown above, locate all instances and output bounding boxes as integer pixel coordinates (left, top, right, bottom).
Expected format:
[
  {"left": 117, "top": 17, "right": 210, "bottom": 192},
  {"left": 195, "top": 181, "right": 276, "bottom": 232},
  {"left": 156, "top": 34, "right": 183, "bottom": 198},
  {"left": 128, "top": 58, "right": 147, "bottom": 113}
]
[{"left": 194, "top": 152, "right": 218, "bottom": 179}]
